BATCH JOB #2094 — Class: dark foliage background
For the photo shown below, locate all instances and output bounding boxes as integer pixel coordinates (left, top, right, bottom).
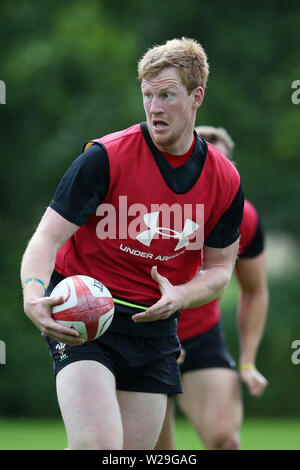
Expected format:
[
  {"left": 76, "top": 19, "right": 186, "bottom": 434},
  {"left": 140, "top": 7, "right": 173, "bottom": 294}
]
[{"left": 0, "top": 0, "right": 299, "bottom": 417}]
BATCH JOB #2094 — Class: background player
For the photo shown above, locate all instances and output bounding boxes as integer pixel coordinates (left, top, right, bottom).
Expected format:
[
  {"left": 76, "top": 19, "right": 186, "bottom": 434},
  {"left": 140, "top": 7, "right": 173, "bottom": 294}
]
[{"left": 156, "top": 126, "right": 269, "bottom": 450}]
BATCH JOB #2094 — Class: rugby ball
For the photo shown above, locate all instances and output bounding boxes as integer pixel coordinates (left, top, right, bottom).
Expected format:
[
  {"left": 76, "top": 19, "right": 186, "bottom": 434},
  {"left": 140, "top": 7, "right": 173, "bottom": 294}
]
[{"left": 51, "top": 275, "right": 114, "bottom": 342}]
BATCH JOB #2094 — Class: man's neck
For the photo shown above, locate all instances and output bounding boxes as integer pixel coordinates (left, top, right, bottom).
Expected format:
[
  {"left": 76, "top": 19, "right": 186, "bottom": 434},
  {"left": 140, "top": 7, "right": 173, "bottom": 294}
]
[{"left": 160, "top": 134, "right": 196, "bottom": 168}]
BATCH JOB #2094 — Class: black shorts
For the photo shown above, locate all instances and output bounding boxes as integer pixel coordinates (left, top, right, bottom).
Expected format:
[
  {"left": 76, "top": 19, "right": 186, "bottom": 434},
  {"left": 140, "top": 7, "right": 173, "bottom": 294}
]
[
  {"left": 44, "top": 332, "right": 182, "bottom": 395},
  {"left": 44, "top": 271, "right": 182, "bottom": 395},
  {"left": 179, "top": 321, "right": 236, "bottom": 374}
]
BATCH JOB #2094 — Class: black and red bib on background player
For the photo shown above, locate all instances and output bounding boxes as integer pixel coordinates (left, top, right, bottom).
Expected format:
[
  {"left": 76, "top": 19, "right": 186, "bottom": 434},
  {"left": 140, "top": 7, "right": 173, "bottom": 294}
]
[
  {"left": 50, "top": 122, "right": 243, "bottom": 335},
  {"left": 177, "top": 199, "right": 265, "bottom": 342}
]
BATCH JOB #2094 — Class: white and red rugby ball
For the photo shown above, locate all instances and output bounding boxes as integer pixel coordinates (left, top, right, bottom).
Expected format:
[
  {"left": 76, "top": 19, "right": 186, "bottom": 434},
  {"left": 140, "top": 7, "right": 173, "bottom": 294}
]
[{"left": 51, "top": 275, "right": 114, "bottom": 342}]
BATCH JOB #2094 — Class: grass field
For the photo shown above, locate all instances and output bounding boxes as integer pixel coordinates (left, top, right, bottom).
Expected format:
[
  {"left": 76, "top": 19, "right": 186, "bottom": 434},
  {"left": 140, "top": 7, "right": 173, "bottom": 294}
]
[{"left": 0, "top": 417, "right": 299, "bottom": 450}]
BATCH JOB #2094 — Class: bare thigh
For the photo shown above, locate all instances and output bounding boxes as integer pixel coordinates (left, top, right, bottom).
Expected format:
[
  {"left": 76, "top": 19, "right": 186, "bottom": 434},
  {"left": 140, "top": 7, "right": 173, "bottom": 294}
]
[
  {"left": 56, "top": 360, "right": 123, "bottom": 450},
  {"left": 117, "top": 390, "right": 167, "bottom": 450},
  {"left": 155, "top": 396, "right": 177, "bottom": 450},
  {"left": 177, "top": 368, "right": 243, "bottom": 449}
]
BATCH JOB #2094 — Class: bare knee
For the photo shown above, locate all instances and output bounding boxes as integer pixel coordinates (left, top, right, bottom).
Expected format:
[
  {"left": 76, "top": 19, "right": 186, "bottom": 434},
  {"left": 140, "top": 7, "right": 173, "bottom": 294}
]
[
  {"left": 206, "top": 429, "right": 240, "bottom": 450},
  {"left": 221, "top": 436, "right": 240, "bottom": 450}
]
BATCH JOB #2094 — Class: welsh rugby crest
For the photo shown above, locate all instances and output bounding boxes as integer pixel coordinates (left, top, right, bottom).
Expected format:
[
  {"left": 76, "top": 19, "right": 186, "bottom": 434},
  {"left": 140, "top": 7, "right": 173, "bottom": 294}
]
[{"left": 56, "top": 342, "right": 69, "bottom": 362}]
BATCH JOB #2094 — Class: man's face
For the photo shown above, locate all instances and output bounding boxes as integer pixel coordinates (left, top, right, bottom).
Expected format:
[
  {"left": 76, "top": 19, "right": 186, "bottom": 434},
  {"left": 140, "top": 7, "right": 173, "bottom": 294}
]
[{"left": 141, "top": 67, "right": 203, "bottom": 154}]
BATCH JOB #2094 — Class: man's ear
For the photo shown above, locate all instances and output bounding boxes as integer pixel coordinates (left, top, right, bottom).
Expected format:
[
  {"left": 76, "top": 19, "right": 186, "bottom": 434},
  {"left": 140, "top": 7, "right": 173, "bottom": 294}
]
[{"left": 192, "top": 86, "right": 204, "bottom": 110}]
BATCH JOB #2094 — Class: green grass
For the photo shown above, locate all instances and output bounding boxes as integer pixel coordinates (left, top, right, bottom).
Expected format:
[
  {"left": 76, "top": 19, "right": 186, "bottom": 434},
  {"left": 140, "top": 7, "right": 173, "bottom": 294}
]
[
  {"left": 0, "top": 417, "right": 300, "bottom": 450},
  {"left": 175, "top": 417, "right": 300, "bottom": 450},
  {"left": 0, "top": 418, "right": 68, "bottom": 450}
]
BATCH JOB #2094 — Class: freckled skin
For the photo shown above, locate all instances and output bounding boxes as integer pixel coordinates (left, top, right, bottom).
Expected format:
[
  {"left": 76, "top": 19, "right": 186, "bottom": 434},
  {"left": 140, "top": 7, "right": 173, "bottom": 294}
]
[{"left": 141, "top": 67, "right": 204, "bottom": 155}]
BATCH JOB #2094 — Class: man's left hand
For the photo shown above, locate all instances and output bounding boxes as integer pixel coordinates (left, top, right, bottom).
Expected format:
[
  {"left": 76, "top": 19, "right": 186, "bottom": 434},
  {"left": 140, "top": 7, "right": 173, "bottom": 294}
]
[
  {"left": 240, "top": 367, "right": 268, "bottom": 397},
  {"left": 132, "top": 266, "right": 183, "bottom": 322}
]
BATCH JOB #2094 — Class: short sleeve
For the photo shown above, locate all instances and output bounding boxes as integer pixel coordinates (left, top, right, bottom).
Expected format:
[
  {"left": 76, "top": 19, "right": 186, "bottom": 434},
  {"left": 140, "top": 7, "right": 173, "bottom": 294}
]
[
  {"left": 49, "top": 143, "right": 110, "bottom": 226},
  {"left": 239, "top": 216, "right": 265, "bottom": 258},
  {"left": 204, "top": 184, "right": 244, "bottom": 248}
]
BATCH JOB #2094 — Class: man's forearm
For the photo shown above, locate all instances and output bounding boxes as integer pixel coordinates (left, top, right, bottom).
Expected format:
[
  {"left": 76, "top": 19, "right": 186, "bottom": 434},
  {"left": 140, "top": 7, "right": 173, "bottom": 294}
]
[
  {"left": 179, "top": 241, "right": 239, "bottom": 310},
  {"left": 21, "top": 207, "right": 80, "bottom": 302},
  {"left": 237, "top": 288, "right": 269, "bottom": 364},
  {"left": 21, "top": 233, "right": 58, "bottom": 301},
  {"left": 179, "top": 265, "right": 232, "bottom": 310}
]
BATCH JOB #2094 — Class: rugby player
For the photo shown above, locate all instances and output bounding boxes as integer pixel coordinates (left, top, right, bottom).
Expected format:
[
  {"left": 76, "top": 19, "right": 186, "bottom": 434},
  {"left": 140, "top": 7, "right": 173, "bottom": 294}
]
[{"left": 21, "top": 39, "right": 244, "bottom": 450}]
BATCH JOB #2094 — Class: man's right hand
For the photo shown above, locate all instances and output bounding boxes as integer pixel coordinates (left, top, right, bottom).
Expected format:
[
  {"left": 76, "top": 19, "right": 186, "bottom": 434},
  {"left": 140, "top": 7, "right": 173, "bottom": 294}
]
[{"left": 24, "top": 295, "right": 85, "bottom": 346}]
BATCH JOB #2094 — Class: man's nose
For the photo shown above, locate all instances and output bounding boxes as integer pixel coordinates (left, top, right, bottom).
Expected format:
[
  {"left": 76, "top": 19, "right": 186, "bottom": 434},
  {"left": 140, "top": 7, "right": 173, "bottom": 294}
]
[{"left": 150, "top": 95, "right": 163, "bottom": 114}]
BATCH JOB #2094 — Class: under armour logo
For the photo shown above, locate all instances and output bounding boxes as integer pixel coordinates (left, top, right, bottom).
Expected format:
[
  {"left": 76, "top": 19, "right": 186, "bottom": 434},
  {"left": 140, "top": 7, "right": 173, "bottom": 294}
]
[{"left": 136, "top": 212, "right": 199, "bottom": 251}]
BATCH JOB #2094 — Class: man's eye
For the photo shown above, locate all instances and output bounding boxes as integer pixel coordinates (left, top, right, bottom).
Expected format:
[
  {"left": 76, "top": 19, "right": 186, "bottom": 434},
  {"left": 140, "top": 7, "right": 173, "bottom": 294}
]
[{"left": 162, "top": 92, "right": 174, "bottom": 99}]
